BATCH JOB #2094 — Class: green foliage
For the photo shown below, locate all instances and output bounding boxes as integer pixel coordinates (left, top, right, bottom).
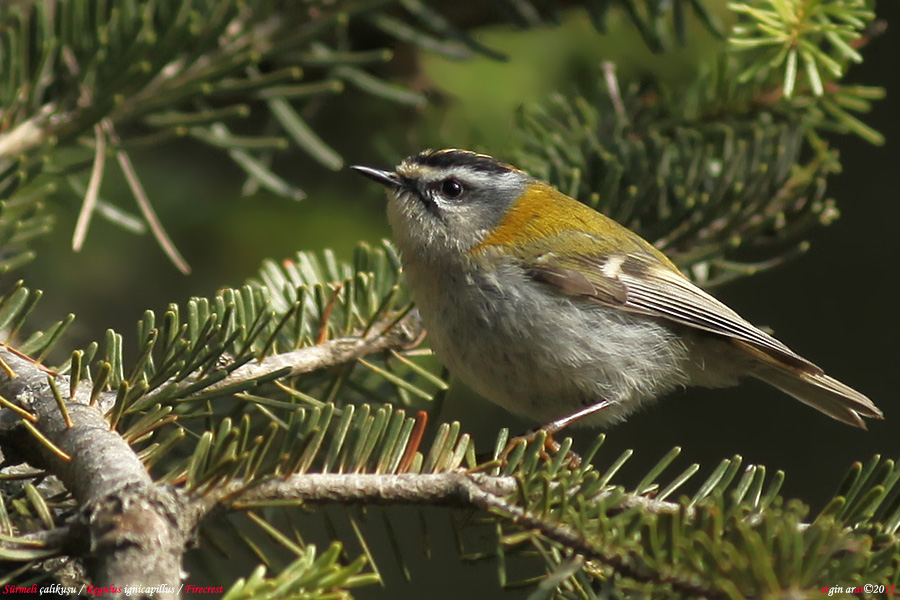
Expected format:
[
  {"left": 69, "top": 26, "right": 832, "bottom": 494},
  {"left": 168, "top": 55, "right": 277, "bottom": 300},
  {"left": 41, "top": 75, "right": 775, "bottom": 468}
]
[
  {"left": 729, "top": 0, "right": 874, "bottom": 98},
  {"left": 0, "top": 240, "right": 443, "bottom": 471},
  {"left": 512, "top": 0, "right": 884, "bottom": 287},
  {"left": 728, "top": 0, "right": 884, "bottom": 144},
  {"left": 491, "top": 0, "right": 725, "bottom": 52},
  {"left": 222, "top": 542, "right": 377, "bottom": 600},
  {"left": 0, "top": 0, "right": 512, "bottom": 267},
  {"left": 514, "top": 81, "right": 836, "bottom": 287},
  {"left": 188, "top": 425, "right": 900, "bottom": 599},
  {"left": 0, "top": 183, "right": 53, "bottom": 275},
  {"left": 481, "top": 440, "right": 900, "bottom": 598},
  {"left": 87, "top": 241, "right": 417, "bottom": 406}
]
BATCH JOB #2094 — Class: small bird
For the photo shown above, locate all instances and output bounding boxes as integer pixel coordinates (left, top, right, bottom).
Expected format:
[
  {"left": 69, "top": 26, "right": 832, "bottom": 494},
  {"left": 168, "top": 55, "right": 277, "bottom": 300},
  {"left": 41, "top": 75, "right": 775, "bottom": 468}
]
[{"left": 351, "top": 149, "right": 883, "bottom": 430}]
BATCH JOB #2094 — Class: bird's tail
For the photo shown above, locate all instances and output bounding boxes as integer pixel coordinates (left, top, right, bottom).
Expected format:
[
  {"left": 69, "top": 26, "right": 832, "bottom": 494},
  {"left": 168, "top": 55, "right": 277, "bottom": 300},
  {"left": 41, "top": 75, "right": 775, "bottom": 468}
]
[{"left": 749, "top": 353, "right": 883, "bottom": 429}]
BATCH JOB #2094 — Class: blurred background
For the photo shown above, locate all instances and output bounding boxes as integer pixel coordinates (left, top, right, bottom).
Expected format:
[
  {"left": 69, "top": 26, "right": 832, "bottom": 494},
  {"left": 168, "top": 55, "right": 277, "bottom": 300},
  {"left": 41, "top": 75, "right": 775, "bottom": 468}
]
[{"left": 10, "top": 1, "right": 898, "bottom": 596}]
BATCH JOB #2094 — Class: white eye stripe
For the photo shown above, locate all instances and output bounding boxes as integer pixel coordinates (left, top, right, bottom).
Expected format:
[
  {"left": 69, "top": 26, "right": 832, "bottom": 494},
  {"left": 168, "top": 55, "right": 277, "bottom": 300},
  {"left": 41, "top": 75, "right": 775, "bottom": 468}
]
[
  {"left": 433, "top": 170, "right": 521, "bottom": 192},
  {"left": 397, "top": 164, "right": 519, "bottom": 189}
]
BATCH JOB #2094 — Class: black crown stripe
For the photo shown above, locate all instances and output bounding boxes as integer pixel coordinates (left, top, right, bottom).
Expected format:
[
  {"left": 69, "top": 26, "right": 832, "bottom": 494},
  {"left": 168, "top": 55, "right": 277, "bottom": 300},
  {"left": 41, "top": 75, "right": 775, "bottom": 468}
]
[{"left": 408, "top": 149, "right": 519, "bottom": 175}]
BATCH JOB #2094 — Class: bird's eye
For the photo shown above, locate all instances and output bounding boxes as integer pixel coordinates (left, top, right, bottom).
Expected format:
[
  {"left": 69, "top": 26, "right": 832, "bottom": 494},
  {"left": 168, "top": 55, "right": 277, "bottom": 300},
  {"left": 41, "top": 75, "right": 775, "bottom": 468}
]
[{"left": 440, "top": 178, "right": 464, "bottom": 199}]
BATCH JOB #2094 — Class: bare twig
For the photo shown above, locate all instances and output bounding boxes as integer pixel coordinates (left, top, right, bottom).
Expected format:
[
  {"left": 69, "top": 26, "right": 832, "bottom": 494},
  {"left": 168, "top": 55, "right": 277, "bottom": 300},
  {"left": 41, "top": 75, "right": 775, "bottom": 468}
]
[
  {"left": 104, "top": 122, "right": 191, "bottom": 274},
  {"left": 72, "top": 123, "right": 107, "bottom": 251},
  {"left": 217, "top": 472, "right": 683, "bottom": 514},
  {"left": 602, "top": 61, "right": 627, "bottom": 121},
  {"left": 224, "top": 472, "right": 516, "bottom": 507}
]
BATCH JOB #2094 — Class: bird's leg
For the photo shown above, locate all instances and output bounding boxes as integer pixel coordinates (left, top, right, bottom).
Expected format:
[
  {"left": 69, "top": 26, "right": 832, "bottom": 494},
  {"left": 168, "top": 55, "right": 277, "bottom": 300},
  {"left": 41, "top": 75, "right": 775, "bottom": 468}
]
[
  {"left": 500, "top": 400, "right": 614, "bottom": 468},
  {"left": 541, "top": 399, "right": 615, "bottom": 435}
]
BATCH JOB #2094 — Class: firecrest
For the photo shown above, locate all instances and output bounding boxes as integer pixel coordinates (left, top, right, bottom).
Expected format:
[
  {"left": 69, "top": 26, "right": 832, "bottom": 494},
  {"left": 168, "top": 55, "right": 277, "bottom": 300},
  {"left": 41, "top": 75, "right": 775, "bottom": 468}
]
[{"left": 351, "top": 149, "right": 883, "bottom": 430}]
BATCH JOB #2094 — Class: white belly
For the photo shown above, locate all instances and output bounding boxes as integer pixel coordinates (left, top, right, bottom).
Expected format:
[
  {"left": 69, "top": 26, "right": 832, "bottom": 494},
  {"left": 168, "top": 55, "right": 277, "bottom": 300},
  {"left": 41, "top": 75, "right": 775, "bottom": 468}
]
[{"left": 404, "top": 257, "right": 694, "bottom": 426}]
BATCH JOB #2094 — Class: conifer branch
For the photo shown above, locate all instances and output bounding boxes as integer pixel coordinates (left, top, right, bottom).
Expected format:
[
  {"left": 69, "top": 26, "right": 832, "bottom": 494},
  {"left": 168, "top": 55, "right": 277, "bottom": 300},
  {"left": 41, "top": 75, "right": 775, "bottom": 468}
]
[
  {"left": 210, "top": 473, "right": 710, "bottom": 596},
  {"left": 216, "top": 472, "right": 682, "bottom": 515},
  {"left": 0, "top": 349, "right": 198, "bottom": 596},
  {"left": 143, "top": 310, "right": 424, "bottom": 406}
]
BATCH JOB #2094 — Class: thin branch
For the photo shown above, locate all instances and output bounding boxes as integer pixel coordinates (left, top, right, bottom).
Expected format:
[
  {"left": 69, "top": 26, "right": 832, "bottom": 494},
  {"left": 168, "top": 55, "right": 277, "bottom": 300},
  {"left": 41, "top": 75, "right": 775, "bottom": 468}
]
[
  {"left": 104, "top": 122, "right": 191, "bottom": 275},
  {"left": 143, "top": 310, "right": 425, "bottom": 403},
  {"left": 72, "top": 123, "right": 107, "bottom": 251},
  {"left": 231, "top": 310, "right": 423, "bottom": 378},
  {"left": 461, "top": 477, "right": 721, "bottom": 599},
  {"left": 209, "top": 471, "right": 713, "bottom": 597},
  {"left": 220, "top": 472, "right": 680, "bottom": 513},
  {"left": 602, "top": 61, "right": 626, "bottom": 120},
  {"left": 224, "top": 472, "right": 515, "bottom": 507},
  {"left": 3, "top": 526, "right": 72, "bottom": 547},
  {"left": 0, "top": 104, "right": 56, "bottom": 161}
]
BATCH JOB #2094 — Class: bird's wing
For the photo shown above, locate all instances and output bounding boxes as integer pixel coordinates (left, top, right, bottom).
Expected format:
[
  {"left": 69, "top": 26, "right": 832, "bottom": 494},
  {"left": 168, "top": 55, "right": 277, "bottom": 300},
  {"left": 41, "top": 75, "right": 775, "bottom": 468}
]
[{"left": 525, "top": 249, "right": 821, "bottom": 373}]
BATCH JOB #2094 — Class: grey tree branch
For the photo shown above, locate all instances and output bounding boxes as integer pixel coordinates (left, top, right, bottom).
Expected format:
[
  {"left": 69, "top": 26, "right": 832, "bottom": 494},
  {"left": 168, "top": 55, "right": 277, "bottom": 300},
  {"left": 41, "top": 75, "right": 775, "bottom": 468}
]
[
  {"left": 144, "top": 310, "right": 424, "bottom": 403},
  {"left": 217, "top": 472, "right": 517, "bottom": 507},
  {"left": 216, "top": 472, "right": 681, "bottom": 514},
  {"left": 0, "top": 311, "right": 423, "bottom": 595},
  {"left": 0, "top": 349, "right": 196, "bottom": 599},
  {"left": 219, "top": 310, "right": 424, "bottom": 379},
  {"left": 207, "top": 471, "right": 713, "bottom": 597}
]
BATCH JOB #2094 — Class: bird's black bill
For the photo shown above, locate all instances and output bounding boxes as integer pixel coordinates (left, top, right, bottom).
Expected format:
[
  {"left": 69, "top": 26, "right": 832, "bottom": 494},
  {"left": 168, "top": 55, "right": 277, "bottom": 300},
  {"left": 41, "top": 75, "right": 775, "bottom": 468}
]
[{"left": 350, "top": 165, "right": 401, "bottom": 188}]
